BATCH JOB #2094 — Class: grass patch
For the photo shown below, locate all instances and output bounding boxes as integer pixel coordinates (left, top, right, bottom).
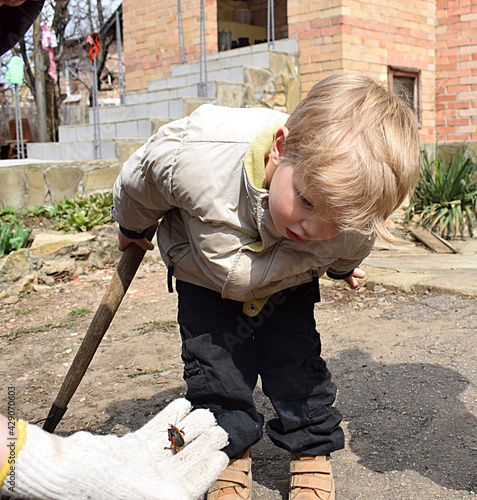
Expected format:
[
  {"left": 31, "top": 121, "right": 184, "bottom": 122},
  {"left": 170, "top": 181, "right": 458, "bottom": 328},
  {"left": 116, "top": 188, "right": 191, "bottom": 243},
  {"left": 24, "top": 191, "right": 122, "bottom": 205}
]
[
  {"left": 134, "top": 319, "right": 178, "bottom": 335},
  {"left": 1, "top": 318, "right": 78, "bottom": 341},
  {"left": 68, "top": 307, "right": 92, "bottom": 318},
  {"left": 15, "top": 307, "right": 38, "bottom": 316},
  {"left": 1, "top": 324, "right": 50, "bottom": 340},
  {"left": 127, "top": 367, "right": 171, "bottom": 378}
]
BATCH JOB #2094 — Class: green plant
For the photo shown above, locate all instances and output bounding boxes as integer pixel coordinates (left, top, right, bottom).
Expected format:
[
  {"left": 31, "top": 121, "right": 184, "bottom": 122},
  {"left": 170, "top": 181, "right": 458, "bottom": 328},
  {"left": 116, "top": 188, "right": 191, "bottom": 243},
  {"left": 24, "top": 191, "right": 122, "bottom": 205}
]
[
  {"left": 50, "top": 192, "right": 114, "bottom": 232},
  {"left": 0, "top": 206, "right": 25, "bottom": 224},
  {"left": 406, "top": 145, "right": 477, "bottom": 239},
  {"left": 0, "top": 193, "right": 113, "bottom": 235},
  {"left": 0, "top": 221, "right": 33, "bottom": 257}
]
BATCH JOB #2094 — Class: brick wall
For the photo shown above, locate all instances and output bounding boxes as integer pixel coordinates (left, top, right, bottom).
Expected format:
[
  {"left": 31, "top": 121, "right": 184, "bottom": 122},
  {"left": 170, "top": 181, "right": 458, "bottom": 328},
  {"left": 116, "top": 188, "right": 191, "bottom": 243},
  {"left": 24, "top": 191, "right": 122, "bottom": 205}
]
[
  {"left": 289, "top": 0, "right": 437, "bottom": 143},
  {"left": 123, "top": 0, "right": 218, "bottom": 92},
  {"left": 122, "top": 0, "right": 477, "bottom": 145},
  {"left": 436, "top": 0, "right": 477, "bottom": 142}
]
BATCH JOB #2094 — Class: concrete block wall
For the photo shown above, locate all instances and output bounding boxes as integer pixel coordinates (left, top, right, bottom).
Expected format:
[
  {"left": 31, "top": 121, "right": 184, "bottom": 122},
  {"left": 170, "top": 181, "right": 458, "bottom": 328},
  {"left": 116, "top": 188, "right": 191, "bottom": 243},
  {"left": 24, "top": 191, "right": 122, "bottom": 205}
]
[
  {"left": 436, "top": 0, "right": 477, "bottom": 142},
  {"left": 26, "top": 40, "right": 299, "bottom": 162}
]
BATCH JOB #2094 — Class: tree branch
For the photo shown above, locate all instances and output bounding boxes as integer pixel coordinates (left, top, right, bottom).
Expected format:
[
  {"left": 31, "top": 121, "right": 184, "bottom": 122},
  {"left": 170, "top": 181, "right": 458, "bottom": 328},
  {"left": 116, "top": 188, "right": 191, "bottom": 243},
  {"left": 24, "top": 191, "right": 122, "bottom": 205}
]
[{"left": 16, "top": 37, "right": 36, "bottom": 98}]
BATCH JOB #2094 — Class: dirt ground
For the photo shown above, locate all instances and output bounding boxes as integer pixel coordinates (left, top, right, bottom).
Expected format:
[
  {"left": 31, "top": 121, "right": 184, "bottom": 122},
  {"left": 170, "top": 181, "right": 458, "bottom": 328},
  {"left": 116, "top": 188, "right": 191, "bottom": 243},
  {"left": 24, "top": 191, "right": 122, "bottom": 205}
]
[{"left": 1, "top": 260, "right": 476, "bottom": 499}]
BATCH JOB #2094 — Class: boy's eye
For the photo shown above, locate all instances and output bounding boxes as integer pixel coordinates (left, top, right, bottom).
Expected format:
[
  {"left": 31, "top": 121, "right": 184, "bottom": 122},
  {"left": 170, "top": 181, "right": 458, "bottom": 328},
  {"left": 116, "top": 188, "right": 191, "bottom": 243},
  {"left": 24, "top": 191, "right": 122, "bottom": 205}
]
[{"left": 299, "top": 193, "right": 314, "bottom": 209}]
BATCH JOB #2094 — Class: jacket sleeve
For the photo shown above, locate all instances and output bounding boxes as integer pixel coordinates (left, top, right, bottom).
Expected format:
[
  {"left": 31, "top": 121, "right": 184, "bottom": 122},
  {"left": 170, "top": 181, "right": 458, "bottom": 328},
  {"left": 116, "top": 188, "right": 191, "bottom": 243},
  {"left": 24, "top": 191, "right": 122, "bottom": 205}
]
[
  {"left": 326, "top": 234, "right": 375, "bottom": 279},
  {"left": 112, "top": 117, "right": 188, "bottom": 233}
]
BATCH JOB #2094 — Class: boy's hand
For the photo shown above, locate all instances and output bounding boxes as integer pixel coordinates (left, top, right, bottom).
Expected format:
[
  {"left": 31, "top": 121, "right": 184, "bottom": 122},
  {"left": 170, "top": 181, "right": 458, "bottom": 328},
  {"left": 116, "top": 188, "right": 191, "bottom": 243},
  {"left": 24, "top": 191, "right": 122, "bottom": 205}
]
[
  {"left": 117, "top": 229, "right": 154, "bottom": 252},
  {"left": 343, "top": 267, "right": 366, "bottom": 289}
]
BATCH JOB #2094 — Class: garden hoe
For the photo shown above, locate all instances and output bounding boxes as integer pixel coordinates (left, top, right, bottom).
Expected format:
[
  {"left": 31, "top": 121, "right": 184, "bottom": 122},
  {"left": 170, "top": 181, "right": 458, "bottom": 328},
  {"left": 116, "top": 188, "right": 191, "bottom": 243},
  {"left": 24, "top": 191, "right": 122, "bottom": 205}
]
[{"left": 42, "top": 224, "right": 158, "bottom": 433}]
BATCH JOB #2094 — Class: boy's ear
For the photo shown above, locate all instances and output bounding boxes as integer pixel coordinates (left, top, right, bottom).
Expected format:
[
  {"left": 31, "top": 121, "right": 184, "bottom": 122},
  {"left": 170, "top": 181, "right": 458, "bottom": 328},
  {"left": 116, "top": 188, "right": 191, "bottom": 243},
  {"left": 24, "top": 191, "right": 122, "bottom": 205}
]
[{"left": 270, "top": 126, "right": 289, "bottom": 165}]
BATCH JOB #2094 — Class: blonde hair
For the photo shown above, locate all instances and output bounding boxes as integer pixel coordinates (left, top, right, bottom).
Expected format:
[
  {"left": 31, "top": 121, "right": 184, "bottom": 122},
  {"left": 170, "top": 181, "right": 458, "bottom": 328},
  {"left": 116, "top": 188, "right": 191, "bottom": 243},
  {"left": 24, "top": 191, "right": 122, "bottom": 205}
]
[{"left": 283, "top": 72, "right": 421, "bottom": 243}]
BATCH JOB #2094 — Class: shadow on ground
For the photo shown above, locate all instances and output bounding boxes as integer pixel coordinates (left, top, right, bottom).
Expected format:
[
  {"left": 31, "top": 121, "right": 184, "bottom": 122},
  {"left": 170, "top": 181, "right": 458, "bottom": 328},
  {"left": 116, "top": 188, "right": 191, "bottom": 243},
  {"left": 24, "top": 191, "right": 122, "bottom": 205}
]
[
  {"left": 98, "top": 387, "right": 185, "bottom": 434},
  {"left": 92, "top": 349, "right": 476, "bottom": 497},
  {"left": 330, "top": 349, "right": 477, "bottom": 492}
]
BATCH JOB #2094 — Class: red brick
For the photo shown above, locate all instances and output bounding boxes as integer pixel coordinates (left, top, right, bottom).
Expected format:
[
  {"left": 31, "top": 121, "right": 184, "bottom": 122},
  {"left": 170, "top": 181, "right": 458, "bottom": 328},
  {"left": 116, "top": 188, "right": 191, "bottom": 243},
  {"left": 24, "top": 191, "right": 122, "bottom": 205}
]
[
  {"left": 447, "top": 134, "right": 473, "bottom": 141},
  {"left": 436, "top": 94, "right": 458, "bottom": 102},
  {"left": 448, "top": 117, "right": 470, "bottom": 126},
  {"left": 446, "top": 85, "right": 471, "bottom": 93},
  {"left": 438, "top": 15, "right": 460, "bottom": 25},
  {"left": 310, "top": 19, "right": 332, "bottom": 29}
]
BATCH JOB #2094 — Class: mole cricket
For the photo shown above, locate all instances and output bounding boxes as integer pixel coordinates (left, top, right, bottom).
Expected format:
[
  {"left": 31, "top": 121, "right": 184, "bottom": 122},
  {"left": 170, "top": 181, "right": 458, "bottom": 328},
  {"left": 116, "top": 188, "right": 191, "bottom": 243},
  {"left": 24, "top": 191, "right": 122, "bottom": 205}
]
[{"left": 164, "top": 423, "right": 186, "bottom": 452}]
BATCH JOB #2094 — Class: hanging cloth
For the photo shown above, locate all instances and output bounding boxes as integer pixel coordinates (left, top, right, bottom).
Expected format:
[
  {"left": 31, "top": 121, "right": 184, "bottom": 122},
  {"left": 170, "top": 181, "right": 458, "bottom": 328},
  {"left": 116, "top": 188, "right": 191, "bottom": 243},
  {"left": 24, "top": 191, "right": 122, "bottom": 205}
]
[
  {"left": 41, "top": 20, "right": 57, "bottom": 82},
  {"left": 6, "top": 55, "right": 25, "bottom": 85},
  {"left": 86, "top": 33, "right": 101, "bottom": 61}
]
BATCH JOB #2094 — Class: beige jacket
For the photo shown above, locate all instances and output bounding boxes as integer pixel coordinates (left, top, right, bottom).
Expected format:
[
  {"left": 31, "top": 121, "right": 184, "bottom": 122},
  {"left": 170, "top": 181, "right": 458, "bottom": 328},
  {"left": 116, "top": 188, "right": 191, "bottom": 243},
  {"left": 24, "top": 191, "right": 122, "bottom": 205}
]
[{"left": 112, "top": 104, "right": 374, "bottom": 304}]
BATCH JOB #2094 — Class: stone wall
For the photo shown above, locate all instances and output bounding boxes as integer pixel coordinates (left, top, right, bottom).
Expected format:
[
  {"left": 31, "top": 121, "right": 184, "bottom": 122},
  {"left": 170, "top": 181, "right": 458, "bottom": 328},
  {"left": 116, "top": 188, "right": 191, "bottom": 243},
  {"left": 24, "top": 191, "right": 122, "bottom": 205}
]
[
  {"left": 0, "top": 160, "right": 122, "bottom": 210},
  {"left": 216, "top": 51, "right": 300, "bottom": 114}
]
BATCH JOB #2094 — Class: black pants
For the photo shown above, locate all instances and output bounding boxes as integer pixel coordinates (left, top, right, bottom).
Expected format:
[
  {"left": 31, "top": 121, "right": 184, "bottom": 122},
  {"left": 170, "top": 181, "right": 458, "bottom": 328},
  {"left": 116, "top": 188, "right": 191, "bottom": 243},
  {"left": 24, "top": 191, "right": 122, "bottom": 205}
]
[{"left": 176, "top": 280, "right": 344, "bottom": 458}]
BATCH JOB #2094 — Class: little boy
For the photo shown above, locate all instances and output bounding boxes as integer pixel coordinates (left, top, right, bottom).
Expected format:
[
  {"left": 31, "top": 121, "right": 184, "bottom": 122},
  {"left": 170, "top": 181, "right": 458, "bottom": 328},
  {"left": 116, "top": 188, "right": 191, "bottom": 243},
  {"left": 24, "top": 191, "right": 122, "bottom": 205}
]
[{"left": 112, "top": 73, "right": 420, "bottom": 500}]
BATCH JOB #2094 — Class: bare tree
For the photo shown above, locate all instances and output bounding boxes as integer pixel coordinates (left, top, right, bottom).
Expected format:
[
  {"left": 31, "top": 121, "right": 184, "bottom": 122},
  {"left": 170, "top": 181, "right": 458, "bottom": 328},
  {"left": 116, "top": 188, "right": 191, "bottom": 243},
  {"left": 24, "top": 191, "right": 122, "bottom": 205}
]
[{"left": 8, "top": 0, "right": 119, "bottom": 142}]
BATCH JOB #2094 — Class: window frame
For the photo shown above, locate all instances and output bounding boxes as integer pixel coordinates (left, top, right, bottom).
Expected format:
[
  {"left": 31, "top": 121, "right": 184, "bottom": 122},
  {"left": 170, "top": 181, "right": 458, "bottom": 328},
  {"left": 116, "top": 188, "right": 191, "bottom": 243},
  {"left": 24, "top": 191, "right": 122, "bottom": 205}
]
[{"left": 388, "top": 66, "right": 422, "bottom": 126}]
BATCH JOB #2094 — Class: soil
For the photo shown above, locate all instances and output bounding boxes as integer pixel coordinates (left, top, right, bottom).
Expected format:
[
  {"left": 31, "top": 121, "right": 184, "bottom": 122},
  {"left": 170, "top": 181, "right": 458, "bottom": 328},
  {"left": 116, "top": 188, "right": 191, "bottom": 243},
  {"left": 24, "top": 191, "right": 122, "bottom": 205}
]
[{"left": 1, "top": 261, "right": 476, "bottom": 499}]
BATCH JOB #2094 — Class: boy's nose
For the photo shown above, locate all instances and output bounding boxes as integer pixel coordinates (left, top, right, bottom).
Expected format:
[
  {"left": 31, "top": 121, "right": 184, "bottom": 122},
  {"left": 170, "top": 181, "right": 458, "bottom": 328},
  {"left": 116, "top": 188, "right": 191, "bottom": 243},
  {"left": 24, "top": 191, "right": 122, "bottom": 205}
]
[{"left": 301, "top": 219, "right": 340, "bottom": 241}]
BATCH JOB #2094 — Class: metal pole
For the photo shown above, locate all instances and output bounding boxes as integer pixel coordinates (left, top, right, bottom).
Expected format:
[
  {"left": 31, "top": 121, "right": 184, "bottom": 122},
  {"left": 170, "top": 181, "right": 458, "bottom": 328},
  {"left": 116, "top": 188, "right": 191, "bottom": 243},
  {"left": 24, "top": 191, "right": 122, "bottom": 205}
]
[
  {"left": 14, "top": 84, "right": 25, "bottom": 159},
  {"left": 198, "top": 0, "right": 207, "bottom": 97},
  {"left": 177, "top": 0, "right": 186, "bottom": 64},
  {"left": 115, "top": 10, "right": 126, "bottom": 104},
  {"left": 267, "top": 0, "right": 275, "bottom": 50},
  {"left": 92, "top": 54, "right": 101, "bottom": 159}
]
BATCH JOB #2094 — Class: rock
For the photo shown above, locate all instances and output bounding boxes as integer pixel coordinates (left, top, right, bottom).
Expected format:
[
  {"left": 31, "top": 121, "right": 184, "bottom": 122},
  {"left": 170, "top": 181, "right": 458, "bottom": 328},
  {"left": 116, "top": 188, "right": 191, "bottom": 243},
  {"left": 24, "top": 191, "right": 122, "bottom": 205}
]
[
  {"left": 45, "top": 167, "right": 82, "bottom": 202},
  {"left": 261, "top": 92, "right": 287, "bottom": 108},
  {"left": 0, "top": 249, "right": 31, "bottom": 283},
  {"left": 42, "top": 259, "right": 76, "bottom": 275},
  {"left": 4, "top": 295, "right": 19, "bottom": 304},
  {"left": 83, "top": 166, "right": 121, "bottom": 193},
  {"left": 26, "top": 168, "right": 48, "bottom": 209},
  {"left": 39, "top": 275, "right": 56, "bottom": 286},
  {"left": 0, "top": 168, "right": 25, "bottom": 209},
  {"left": 30, "top": 232, "right": 95, "bottom": 258},
  {"left": 0, "top": 224, "right": 151, "bottom": 291},
  {"left": 12, "top": 273, "right": 38, "bottom": 294},
  {"left": 244, "top": 67, "right": 272, "bottom": 93}
]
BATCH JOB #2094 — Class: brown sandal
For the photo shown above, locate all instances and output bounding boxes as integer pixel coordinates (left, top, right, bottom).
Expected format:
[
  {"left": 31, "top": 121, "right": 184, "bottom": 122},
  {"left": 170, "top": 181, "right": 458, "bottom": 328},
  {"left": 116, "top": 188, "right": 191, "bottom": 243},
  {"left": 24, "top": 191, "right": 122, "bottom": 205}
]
[
  {"left": 207, "top": 448, "right": 252, "bottom": 499},
  {"left": 289, "top": 454, "right": 335, "bottom": 500}
]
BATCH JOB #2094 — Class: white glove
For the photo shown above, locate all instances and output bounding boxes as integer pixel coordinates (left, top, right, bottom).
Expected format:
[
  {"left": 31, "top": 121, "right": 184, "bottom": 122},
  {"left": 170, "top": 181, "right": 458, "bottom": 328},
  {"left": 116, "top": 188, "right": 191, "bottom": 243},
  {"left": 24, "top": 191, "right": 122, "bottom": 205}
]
[{"left": 1, "top": 398, "right": 228, "bottom": 500}]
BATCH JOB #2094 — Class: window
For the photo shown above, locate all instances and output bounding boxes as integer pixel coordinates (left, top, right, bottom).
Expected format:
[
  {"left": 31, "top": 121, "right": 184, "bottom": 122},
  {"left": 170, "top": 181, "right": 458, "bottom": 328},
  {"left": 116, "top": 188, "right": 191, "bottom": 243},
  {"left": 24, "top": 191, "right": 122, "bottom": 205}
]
[
  {"left": 388, "top": 66, "right": 421, "bottom": 125},
  {"left": 64, "top": 59, "right": 82, "bottom": 102}
]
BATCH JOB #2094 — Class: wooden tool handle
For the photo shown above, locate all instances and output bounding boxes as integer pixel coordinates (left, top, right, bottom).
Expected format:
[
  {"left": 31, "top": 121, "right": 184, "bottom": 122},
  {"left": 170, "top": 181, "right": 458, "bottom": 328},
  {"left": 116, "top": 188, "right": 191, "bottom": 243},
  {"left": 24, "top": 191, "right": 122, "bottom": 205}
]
[{"left": 43, "top": 224, "right": 158, "bottom": 432}]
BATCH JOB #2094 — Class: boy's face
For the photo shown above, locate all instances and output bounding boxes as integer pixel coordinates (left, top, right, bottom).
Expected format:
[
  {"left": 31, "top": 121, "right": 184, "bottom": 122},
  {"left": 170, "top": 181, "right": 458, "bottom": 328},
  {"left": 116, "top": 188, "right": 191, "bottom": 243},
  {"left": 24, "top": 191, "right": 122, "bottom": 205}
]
[{"left": 268, "top": 162, "right": 341, "bottom": 242}]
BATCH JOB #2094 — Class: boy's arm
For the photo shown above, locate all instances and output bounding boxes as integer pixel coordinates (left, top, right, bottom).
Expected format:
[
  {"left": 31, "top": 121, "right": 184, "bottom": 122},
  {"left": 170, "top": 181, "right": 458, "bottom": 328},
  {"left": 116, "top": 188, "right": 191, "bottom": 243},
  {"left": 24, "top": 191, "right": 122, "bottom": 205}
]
[
  {"left": 112, "top": 118, "right": 189, "bottom": 233},
  {"left": 326, "top": 234, "right": 374, "bottom": 288}
]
